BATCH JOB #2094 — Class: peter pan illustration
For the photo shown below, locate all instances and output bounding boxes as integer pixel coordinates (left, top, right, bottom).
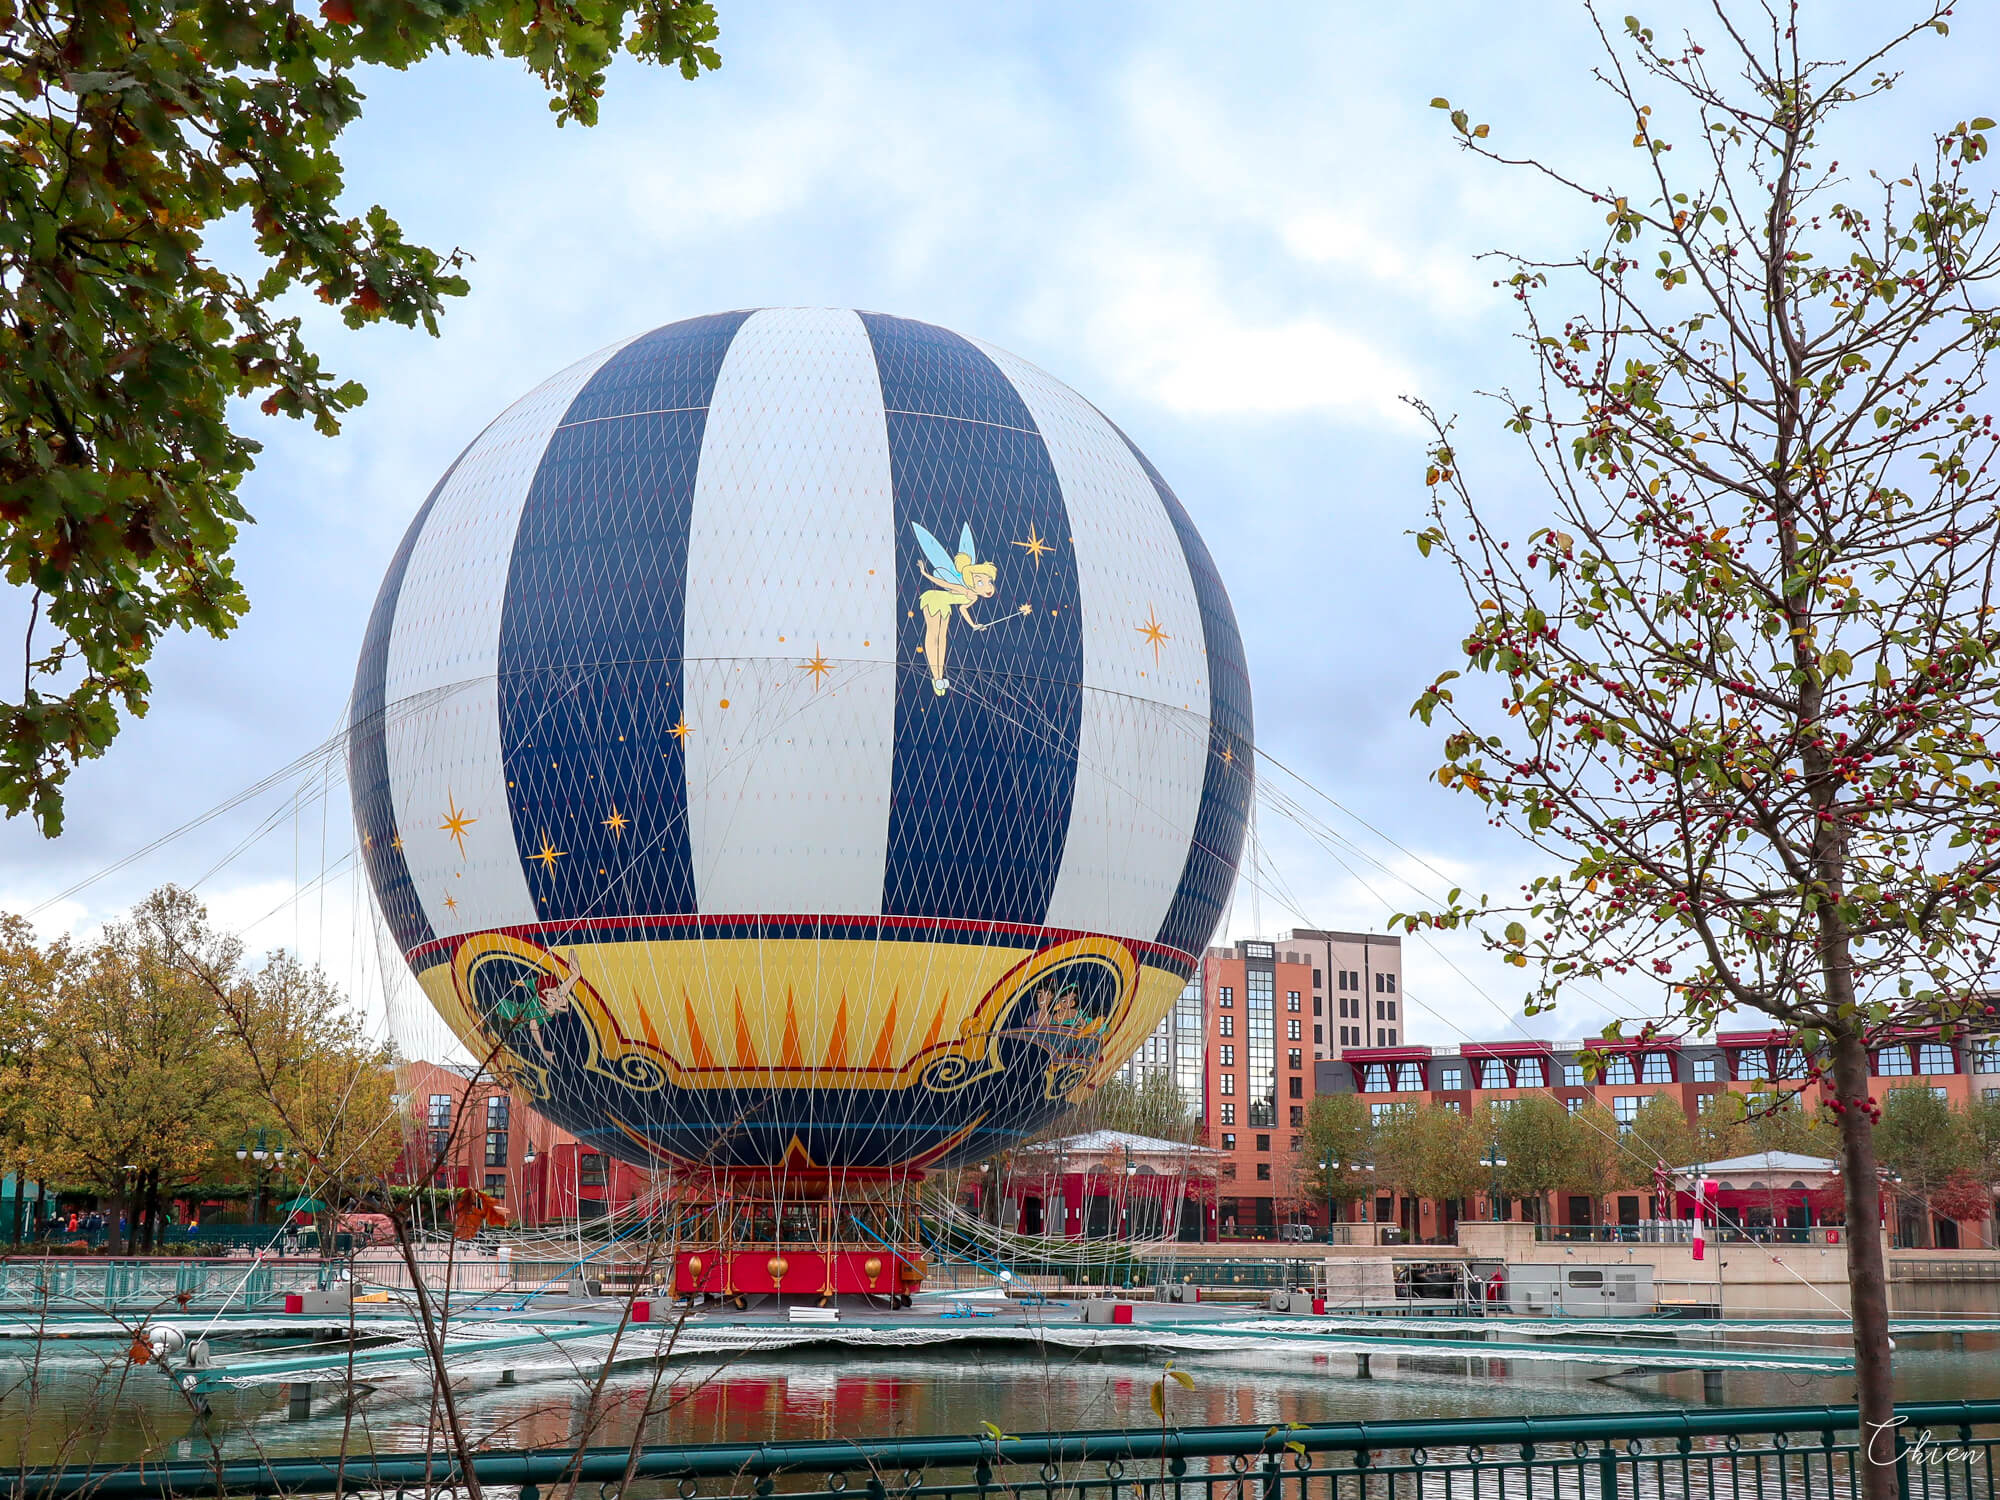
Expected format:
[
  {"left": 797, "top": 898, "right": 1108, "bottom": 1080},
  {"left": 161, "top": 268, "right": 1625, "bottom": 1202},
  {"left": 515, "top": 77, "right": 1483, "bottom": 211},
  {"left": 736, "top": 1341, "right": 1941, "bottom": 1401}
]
[
  {"left": 491, "top": 949, "right": 583, "bottom": 1061},
  {"left": 912, "top": 522, "right": 1005, "bottom": 696}
]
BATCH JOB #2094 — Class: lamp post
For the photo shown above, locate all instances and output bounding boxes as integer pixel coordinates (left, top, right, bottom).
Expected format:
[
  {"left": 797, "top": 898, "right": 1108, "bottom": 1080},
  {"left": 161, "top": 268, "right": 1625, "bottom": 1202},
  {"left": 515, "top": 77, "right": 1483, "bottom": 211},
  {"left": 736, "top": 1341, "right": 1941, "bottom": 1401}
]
[
  {"left": 1481, "top": 1148, "right": 1507, "bottom": 1224},
  {"left": 235, "top": 1128, "right": 288, "bottom": 1225}
]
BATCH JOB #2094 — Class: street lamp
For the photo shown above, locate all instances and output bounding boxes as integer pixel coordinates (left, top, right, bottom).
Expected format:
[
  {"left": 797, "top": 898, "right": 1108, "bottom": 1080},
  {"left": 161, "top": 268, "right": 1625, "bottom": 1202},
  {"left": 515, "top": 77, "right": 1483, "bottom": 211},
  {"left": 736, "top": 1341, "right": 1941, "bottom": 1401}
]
[
  {"left": 1481, "top": 1148, "right": 1508, "bottom": 1223},
  {"left": 235, "top": 1128, "right": 287, "bottom": 1225}
]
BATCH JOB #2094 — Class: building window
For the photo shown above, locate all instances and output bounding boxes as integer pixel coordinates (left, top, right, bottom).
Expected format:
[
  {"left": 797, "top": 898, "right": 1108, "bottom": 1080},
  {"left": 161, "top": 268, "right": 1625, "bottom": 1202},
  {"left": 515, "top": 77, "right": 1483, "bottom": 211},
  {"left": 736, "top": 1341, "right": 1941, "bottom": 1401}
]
[
  {"left": 1220, "top": 1073, "right": 1236, "bottom": 1095},
  {"left": 579, "top": 1153, "right": 606, "bottom": 1188},
  {"left": 428, "top": 1130, "right": 450, "bottom": 1169},
  {"left": 1290, "top": 1134, "right": 1302, "bottom": 1151},
  {"left": 1288, "top": 1077, "right": 1303, "bottom": 1099},
  {"left": 485, "top": 1096, "right": 509, "bottom": 1129},
  {"left": 1563, "top": 1061, "right": 1586, "bottom": 1087},
  {"left": 1314, "top": 1024, "right": 1324, "bottom": 1044},
  {"left": 1917, "top": 1042, "right": 1957, "bottom": 1075},
  {"left": 1290, "top": 1106, "right": 1304, "bottom": 1126},
  {"left": 1696, "top": 1091, "right": 1720, "bottom": 1113},
  {"left": 484, "top": 1174, "right": 505, "bottom": 1196},
  {"left": 1288, "top": 1047, "right": 1304, "bottom": 1070},
  {"left": 1287, "top": 991, "right": 1301, "bottom": 1012},
  {"left": 1640, "top": 1053, "right": 1672, "bottom": 1084},
  {"left": 1222, "top": 1133, "right": 1236, "bottom": 1149},
  {"left": 1563, "top": 1096, "right": 1583, "bottom": 1113},
  {"left": 1612, "top": 1096, "right": 1641, "bottom": 1130},
  {"left": 1516, "top": 1058, "right": 1546, "bottom": 1088},
  {"left": 1691, "top": 1057, "right": 1718, "bottom": 1082},
  {"left": 1439, "top": 1064, "right": 1463, "bottom": 1090},
  {"left": 1478, "top": 1058, "right": 1507, "bottom": 1089},
  {"left": 1287, "top": 1018, "right": 1302, "bottom": 1041},
  {"left": 1369, "top": 1102, "right": 1400, "bottom": 1123},
  {"left": 485, "top": 1131, "right": 507, "bottom": 1168},
  {"left": 1313, "top": 969, "right": 1323, "bottom": 989},
  {"left": 1362, "top": 1064, "right": 1390, "bottom": 1092},
  {"left": 1221, "top": 1103, "right": 1236, "bottom": 1125},
  {"left": 1248, "top": 966, "right": 1277, "bottom": 1127},
  {"left": 1489, "top": 1097, "right": 1518, "bottom": 1113},
  {"left": 1375, "top": 1000, "right": 1386, "bottom": 1021},
  {"left": 1220, "top": 1015, "right": 1234, "bottom": 1038},
  {"left": 1774, "top": 1048, "right": 1807, "bottom": 1079},
  {"left": 1876, "top": 1046, "right": 1913, "bottom": 1077},
  {"left": 1220, "top": 987, "right": 1234, "bottom": 1007},
  {"left": 427, "top": 1094, "right": 452, "bottom": 1130},
  {"left": 1245, "top": 942, "right": 1273, "bottom": 958},
  {"left": 1985, "top": 1088, "right": 2000, "bottom": 1103},
  {"left": 1395, "top": 1061, "right": 1424, "bottom": 1091},
  {"left": 1220, "top": 1045, "right": 1235, "bottom": 1066},
  {"left": 1256, "top": 1163, "right": 1271, "bottom": 1181},
  {"left": 1220, "top": 1163, "right": 1237, "bottom": 1181},
  {"left": 1604, "top": 1054, "right": 1637, "bottom": 1085},
  {"left": 1973, "top": 1040, "right": 2000, "bottom": 1073},
  {"left": 1255, "top": 1134, "right": 1270, "bottom": 1151},
  {"left": 1734, "top": 1050, "right": 1770, "bottom": 1081}
]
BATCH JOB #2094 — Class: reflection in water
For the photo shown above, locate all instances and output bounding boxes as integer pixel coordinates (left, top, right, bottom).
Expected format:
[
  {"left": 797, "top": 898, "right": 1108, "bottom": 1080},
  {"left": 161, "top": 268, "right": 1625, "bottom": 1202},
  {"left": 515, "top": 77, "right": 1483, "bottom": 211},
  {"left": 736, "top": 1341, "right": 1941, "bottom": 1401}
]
[{"left": 5, "top": 1336, "right": 2000, "bottom": 1467}]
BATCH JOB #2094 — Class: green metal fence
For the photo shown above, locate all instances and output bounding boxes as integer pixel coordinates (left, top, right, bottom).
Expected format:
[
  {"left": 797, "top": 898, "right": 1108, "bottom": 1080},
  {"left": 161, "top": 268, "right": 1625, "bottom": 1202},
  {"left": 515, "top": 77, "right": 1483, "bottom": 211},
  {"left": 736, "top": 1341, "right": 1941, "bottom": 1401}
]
[
  {"left": 7, "top": 1399, "right": 1996, "bottom": 1498},
  {"left": 0, "top": 1258, "right": 329, "bottom": 1312}
]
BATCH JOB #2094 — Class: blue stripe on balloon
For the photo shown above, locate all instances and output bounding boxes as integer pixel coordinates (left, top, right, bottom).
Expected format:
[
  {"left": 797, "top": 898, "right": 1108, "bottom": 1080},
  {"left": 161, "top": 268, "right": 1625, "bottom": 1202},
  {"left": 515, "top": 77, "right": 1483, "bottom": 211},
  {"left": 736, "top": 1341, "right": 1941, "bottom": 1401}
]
[
  {"left": 348, "top": 454, "right": 467, "bottom": 958},
  {"left": 1117, "top": 432, "right": 1254, "bottom": 958},
  {"left": 860, "top": 312, "right": 1084, "bottom": 928},
  {"left": 496, "top": 311, "right": 753, "bottom": 923}
]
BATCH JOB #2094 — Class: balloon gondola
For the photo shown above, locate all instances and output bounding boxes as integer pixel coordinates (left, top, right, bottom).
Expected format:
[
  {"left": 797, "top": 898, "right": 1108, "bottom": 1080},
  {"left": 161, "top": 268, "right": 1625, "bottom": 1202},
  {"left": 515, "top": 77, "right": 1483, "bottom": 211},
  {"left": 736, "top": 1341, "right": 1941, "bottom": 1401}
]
[{"left": 349, "top": 309, "right": 1252, "bottom": 1298}]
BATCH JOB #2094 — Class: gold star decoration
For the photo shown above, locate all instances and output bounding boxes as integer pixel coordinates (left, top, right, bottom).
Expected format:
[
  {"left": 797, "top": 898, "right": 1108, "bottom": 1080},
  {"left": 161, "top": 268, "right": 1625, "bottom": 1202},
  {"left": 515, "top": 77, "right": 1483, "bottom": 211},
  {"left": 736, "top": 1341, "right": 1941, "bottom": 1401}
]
[
  {"left": 443, "top": 893, "right": 459, "bottom": 912},
  {"left": 602, "top": 806, "right": 629, "bottom": 837},
  {"left": 668, "top": 717, "right": 692, "bottom": 743},
  {"left": 1136, "top": 605, "right": 1172, "bottom": 667},
  {"left": 439, "top": 792, "right": 477, "bottom": 857},
  {"left": 1012, "top": 525, "right": 1053, "bottom": 566},
  {"left": 362, "top": 832, "right": 374, "bottom": 852},
  {"left": 1221, "top": 745, "right": 1234, "bottom": 765},
  {"left": 798, "top": 646, "right": 833, "bottom": 687},
  {"left": 390, "top": 832, "right": 403, "bottom": 852},
  {"left": 526, "top": 831, "right": 567, "bottom": 874}
]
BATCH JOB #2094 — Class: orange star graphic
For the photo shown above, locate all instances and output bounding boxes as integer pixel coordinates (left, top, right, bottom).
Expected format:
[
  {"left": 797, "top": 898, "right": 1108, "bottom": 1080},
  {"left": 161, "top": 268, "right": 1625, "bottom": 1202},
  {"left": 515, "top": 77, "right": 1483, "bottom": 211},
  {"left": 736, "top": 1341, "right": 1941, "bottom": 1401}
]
[
  {"left": 602, "top": 806, "right": 629, "bottom": 837},
  {"left": 798, "top": 646, "right": 833, "bottom": 686},
  {"left": 443, "top": 893, "right": 458, "bottom": 912},
  {"left": 1012, "top": 525, "right": 1053, "bottom": 566},
  {"left": 439, "top": 793, "right": 477, "bottom": 857},
  {"left": 668, "top": 718, "right": 692, "bottom": 743},
  {"left": 1136, "top": 605, "right": 1172, "bottom": 667},
  {"left": 526, "top": 831, "right": 566, "bottom": 874}
]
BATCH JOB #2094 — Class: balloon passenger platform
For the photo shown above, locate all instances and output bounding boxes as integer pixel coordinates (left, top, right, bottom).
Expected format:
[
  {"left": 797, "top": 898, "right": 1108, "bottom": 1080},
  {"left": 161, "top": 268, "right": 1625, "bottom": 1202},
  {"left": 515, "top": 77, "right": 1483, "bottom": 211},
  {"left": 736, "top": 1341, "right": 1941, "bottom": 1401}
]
[{"left": 348, "top": 308, "right": 1254, "bottom": 1301}]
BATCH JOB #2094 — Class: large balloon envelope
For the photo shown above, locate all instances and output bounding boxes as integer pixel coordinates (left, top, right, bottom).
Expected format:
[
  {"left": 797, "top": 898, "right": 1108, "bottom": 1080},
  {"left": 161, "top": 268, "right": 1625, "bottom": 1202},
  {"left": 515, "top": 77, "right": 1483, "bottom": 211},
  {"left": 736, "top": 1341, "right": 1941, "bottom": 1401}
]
[{"left": 348, "top": 309, "right": 1252, "bottom": 1172}]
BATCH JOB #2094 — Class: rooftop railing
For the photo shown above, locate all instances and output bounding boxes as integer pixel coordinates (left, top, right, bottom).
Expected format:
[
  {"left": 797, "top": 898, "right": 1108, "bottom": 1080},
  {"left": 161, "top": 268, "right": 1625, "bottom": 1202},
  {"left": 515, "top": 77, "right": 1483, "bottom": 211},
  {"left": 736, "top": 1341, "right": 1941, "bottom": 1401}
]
[{"left": 7, "top": 1398, "right": 1993, "bottom": 1499}]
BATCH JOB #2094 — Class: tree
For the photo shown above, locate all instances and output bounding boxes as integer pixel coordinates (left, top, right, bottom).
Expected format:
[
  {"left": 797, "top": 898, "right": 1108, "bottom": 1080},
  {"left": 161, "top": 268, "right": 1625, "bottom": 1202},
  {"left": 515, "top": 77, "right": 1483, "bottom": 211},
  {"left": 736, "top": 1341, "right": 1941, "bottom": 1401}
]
[
  {"left": 1365, "top": 1103, "right": 1483, "bottom": 1235},
  {"left": 1627, "top": 1093, "right": 1701, "bottom": 1175},
  {"left": 1742, "top": 1089, "right": 1839, "bottom": 1157},
  {"left": 0, "top": 0, "right": 722, "bottom": 832},
  {"left": 1081, "top": 1070, "right": 1202, "bottom": 1144},
  {"left": 1494, "top": 1095, "right": 1579, "bottom": 1221},
  {"left": 1560, "top": 1100, "right": 1642, "bottom": 1218},
  {"left": 1929, "top": 1169, "right": 1993, "bottom": 1231},
  {"left": 24, "top": 888, "right": 247, "bottom": 1251},
  {"left": 1403, "top": 4, "right": 2000, "bottom": 1467},
  {"left": 210, "top": 950, "right": 402, "bottom": 1241},
  {"left": 1875, "top": 1086, "right": 1974, "bottom": 1246},
  {"left": 1297, "top": 1093, "right": 1376, "bottom": 1221}
]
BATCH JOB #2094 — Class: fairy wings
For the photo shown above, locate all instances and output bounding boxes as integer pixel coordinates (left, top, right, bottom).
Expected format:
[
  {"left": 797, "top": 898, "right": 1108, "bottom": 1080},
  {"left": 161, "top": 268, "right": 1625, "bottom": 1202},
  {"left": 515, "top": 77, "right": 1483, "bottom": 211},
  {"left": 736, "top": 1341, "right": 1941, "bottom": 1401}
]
[{"left": 912, "top": 522, "right": 978, "bottom": 586}]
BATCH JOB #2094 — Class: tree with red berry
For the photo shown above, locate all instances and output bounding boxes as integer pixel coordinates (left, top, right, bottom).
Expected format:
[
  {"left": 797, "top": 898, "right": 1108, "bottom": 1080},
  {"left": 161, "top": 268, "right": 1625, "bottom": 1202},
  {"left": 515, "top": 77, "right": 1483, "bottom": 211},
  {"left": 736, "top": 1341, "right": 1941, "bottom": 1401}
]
[
  {"left": 1405, "top": 3, "right": 2000, "bottom": 1478},
  {"left": 0, "top": 0, "right": 721, "bottom": 833}
]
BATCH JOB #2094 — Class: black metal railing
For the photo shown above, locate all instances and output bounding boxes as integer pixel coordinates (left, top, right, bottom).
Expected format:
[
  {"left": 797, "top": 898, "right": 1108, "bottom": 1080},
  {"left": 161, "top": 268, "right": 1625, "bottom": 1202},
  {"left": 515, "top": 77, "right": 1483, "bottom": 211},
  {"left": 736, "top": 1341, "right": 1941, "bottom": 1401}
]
[{"left": 7, "top": 1398, "right": 1998, "bottom": 1498}]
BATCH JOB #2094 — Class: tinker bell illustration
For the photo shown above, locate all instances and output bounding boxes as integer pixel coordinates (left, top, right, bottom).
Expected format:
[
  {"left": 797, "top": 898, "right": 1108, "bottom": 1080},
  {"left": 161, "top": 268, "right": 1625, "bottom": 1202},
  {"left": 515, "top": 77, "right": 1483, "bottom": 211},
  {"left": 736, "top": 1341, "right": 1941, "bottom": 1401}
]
[
  {"left": 491, "top": 949, "right": 583, "bottom": 1061},
  {"left": 912, "top": 522, "right": 1030, "bottom": 696}
]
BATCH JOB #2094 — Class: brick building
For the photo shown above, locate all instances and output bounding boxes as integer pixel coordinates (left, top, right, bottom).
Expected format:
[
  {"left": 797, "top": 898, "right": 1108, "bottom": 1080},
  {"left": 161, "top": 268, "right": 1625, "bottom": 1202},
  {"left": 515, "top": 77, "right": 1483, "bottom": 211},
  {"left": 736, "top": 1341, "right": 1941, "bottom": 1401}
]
[
  {"left": 395, "top": 1060, "right": 651, "bottom": 1225},
  {"left": 1314, "top": 1028, "right": 2000, "bottom": 1239}
]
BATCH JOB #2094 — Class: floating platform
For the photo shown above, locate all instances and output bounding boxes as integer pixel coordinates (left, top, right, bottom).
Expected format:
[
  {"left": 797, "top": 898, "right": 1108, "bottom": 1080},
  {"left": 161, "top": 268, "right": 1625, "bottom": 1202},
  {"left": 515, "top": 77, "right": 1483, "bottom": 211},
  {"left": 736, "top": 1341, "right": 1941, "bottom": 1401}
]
[{"left": 135, "top": 1298, "right": 1861, "bottom": 1398}]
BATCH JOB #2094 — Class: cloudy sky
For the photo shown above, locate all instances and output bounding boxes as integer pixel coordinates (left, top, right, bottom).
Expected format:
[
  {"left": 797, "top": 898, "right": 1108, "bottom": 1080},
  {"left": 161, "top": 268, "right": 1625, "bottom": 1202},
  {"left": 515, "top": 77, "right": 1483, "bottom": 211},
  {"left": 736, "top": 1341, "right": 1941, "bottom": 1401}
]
[{"left": 6, "top": 0, "right": 1995, "bottom": 1052}]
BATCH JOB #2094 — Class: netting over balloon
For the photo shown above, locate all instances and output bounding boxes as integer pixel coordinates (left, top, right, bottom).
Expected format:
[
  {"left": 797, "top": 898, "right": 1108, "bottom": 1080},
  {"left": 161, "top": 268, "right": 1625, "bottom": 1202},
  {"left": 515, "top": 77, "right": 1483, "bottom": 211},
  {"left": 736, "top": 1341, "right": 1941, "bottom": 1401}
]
[{"left": 347, "top": 308, "right": 1254, "bottom": 1175}]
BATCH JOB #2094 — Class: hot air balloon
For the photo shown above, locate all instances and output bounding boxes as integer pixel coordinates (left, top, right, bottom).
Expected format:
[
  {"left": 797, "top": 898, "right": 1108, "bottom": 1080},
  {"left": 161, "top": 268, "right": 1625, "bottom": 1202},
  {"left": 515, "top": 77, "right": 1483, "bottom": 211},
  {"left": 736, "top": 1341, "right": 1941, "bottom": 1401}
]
[{"left": 349, "top": 308, "right": 1252, "bottom": 1300}]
